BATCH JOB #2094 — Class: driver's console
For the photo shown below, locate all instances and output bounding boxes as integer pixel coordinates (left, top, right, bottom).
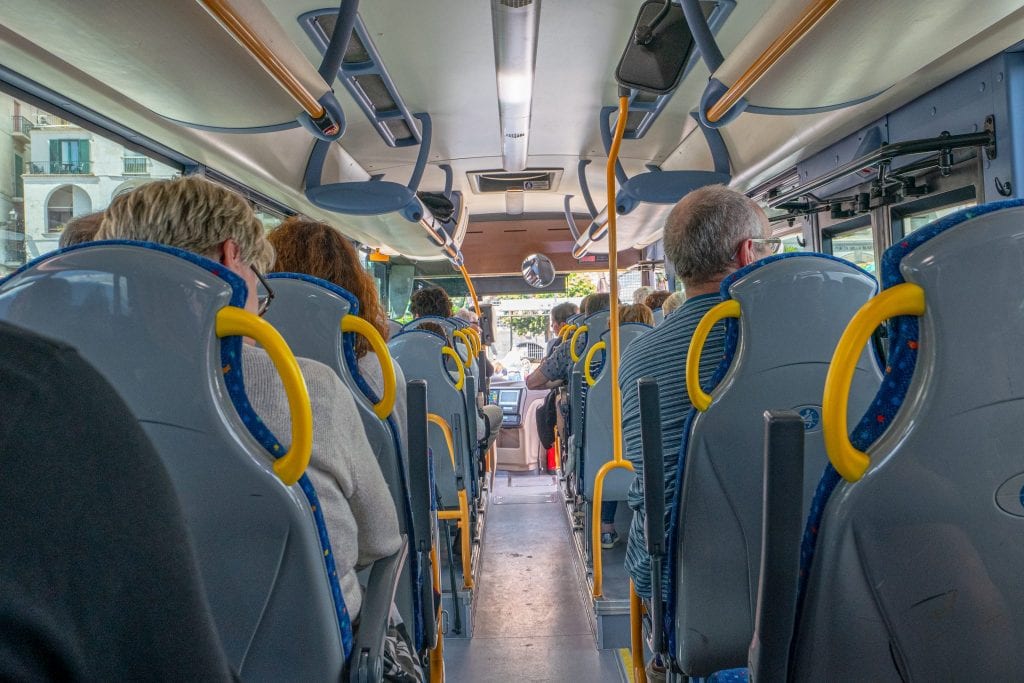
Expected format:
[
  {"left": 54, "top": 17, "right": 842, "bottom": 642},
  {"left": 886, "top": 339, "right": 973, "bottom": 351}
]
[{"left": 487, "top": 387, "right": 525, "bottom": 427}]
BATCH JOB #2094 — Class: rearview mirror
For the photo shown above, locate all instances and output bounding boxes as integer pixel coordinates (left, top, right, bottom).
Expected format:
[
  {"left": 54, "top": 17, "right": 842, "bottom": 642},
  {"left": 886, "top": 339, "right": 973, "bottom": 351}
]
[
  {"left": 522, "top": 253, "right": 556, "bottom": 288},
  {"left": 615, "top": 0, "right": 696, "bottom": 95}
]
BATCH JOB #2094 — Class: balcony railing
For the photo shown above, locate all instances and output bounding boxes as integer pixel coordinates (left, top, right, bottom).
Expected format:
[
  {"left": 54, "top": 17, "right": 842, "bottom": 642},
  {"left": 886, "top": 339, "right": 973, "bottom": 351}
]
[
  {"left": 123, "top": 156, "right": 150, "bottom": 175},
  {"left": 12, "top": 116, "right": 34, "bottom": 136},
  {"left": 28, "top": 161, "right": 91, "bottom": 175}
]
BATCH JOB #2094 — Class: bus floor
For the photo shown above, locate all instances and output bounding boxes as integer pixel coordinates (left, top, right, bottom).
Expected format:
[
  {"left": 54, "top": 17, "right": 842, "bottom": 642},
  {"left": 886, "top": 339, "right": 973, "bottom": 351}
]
[{"left": 444, "top": 470, "right": 626, "bottom": 682}]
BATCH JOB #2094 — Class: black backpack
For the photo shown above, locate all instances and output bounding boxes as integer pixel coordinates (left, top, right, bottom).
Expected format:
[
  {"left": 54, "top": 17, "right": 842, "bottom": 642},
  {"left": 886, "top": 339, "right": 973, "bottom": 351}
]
[{"left": 536, "top": 388, "right": 558, "bottom": 449}]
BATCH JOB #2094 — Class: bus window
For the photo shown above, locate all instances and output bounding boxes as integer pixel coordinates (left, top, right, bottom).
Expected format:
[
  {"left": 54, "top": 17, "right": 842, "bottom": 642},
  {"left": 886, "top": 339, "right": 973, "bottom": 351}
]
[
  {"left": 829, "top": 226, "right": 876, "bottom": 273},
  {"left": 0, "top": 95, "right": 181, "bottom": 275},
  {"left": 254, "top": 206, "right": 285, "bottom": 232},
  {"left": 778, "top": 231, "right": 807, "bottom": 253},
  {"left": 900, "top": 201, "right": 975, "bottom": 237}
]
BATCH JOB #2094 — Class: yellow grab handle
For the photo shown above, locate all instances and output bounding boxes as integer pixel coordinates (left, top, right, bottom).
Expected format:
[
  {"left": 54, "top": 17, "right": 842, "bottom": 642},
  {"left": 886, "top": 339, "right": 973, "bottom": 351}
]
[
  {"left": 570, "top": 324, "right": 589, "bottom": 362},
  {"left": 464, "top": 327, "right": 481, "bottom": 357},
  {"left": 824, "top": 283, "right": 925, "bottom": 482},
  {"left": 452, "top": 329, "right": 474, "bottom": 365},
  {"left": 341, "top": 314, "right": 396, "bottom": 420},
  {"left": 584, "top": 341, "right": 607, "bottom": 387},
  {"left": 560, "top": 324, "right": 577, "bottom": 342},
  {"left": 216, "top": 306, "right": 313, "bottom": 486},
  {"left": 442, "top": 346, "right": 465, "bottom": 391},
  {"left": 427, "top": 413, "right": 456, "bottom": 467},
  {"left": 686, "top": 300, "right": 741, "bottom": 412}
]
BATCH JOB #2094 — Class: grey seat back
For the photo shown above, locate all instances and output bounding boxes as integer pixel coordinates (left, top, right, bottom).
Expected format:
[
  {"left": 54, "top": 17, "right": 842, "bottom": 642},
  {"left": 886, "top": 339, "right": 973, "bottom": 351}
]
[
  {"left": 403, "top": 316, "right": 480, "bottom": 481},
  {"left": 792, "top": 200, "right": 1024, "bottom": 680},
  {"left": 259, "top": 273, "right": 426, "bottom": 651},
  {"left": 652, "top": 307, "right": 664, "bottom": 325},
  {"left": 672, "top": 254, "right": 881, "bottom": 676},
  {"left": 390, "top": 329, "right": 470, "bottom": 510},
  {"left": 0, "top": 242, "right": 347, "bottom": 681},
  {"left": 566, "top": 310, "right": 610, "bottom": 472},
  {"left": 580, "top": 323, "right": 652, "bottom": 501}
]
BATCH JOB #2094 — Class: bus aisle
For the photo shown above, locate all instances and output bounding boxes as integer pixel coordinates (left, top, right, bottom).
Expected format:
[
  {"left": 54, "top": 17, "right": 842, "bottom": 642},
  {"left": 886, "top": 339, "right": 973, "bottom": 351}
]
[{"left": 444, "top": 471, "right": 625, "bottom": 682}]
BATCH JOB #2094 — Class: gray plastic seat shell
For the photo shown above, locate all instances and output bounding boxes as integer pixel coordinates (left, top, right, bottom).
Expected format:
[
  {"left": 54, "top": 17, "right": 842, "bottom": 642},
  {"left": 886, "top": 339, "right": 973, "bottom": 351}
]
[
  {"left": 791, "top": 208, "right": 1024, "bottom": 680},
  {"left": 673, "top": 256, "right": 881, "bottom": 676},
  {"left": 0, "top": 245, "right": 344, "bottom": 681},
  {"left": 259, "top": 277, "right": 421, "bottom": 642}
]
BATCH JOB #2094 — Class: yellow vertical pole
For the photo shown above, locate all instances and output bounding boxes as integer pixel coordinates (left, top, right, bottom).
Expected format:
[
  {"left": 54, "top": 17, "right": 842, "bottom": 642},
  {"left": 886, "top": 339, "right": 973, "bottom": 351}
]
[
  {"left": 592, "top": 95, "right": 632, "bottom": 598},
  {"left": 630, "top": 581, "right": 649, "bottom": 683}
]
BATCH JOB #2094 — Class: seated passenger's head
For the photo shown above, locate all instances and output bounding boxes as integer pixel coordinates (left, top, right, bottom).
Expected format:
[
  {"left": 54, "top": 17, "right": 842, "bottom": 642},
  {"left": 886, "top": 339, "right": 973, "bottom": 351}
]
[
  {"left": 631, "top": 286, "right": 653, "bottom": 305},
  {"left": 664, "top": 185, "right": 771, "bottom": 292},
  {"left": 59, "top": 212, "right": 105, "bottom": 248},
  {"left": 582, "top": 292, "right": 612, "bottom": 316},
  {"left": 417, "top": 321, "right": 449, "bottom": 343},
  {"left": 550, "top": 301, "right": 578, "bottom": 334},
  {"left": 620, "top": 303, "right": 654, "bottom": 326},
  {"left": 453, "top": 307, "right": 480, "bottom": 333},
  {"left": 662, "top": 291, "right": 686, "bottom": 317},
  {"left": 96, "top": 176, "right": 274, "bottom": 314},
  {"left": 644, "top": 290, "right": 671, "bottom": 311},
  {"left": 410, "top": 286, "right": 452, "bottom": 318},
  {"left": 267, "top": 217, "right": 389, "bottom": 357}
]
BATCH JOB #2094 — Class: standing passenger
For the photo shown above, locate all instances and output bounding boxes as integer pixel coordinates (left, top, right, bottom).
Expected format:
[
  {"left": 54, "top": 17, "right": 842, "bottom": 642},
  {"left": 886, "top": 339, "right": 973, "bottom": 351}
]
[
  {"left": 267, "top": 218, "right": 408, "bottom": 446},
  {"left": 95, "top": 177, "right": 402, "bottom": 625}
]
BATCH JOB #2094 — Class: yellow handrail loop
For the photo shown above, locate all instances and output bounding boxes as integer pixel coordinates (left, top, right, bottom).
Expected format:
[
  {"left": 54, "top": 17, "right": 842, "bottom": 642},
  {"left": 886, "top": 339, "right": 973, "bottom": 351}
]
[
  {"left": 441, "top": 346, "right": 466, "bottom": 391},
  {"left": 561, "top": 323, "right": 577, "bottom": 342},
  {"left": 427, "top": 413, "right": 474, "bottom": 589},
  {"left": 216, "top": 306, "right": 313, "bottom": 486},
  {"left": 584, "top": 341, "right": 607, "bottom": 387},
  {"left": 452, "top": 329, "right": 474, "bottom": 365},
  {"left": 686, "top": 299, "right": 742, "bottom": 412},
  {"left": 340, "top": 314, "right": 396, "bottom": 420},
  {"left": 570, "top": 324, "right": 589, "bottom": 362},
  {"left": 823, "top": 283, "right": 925, "bottom": 482}
]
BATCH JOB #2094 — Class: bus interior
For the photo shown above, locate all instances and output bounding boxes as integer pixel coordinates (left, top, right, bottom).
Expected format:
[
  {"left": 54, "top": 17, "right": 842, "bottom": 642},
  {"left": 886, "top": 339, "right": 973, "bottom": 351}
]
[{"left": 2, "top": 0, "right": 1024, "bottom": 681}]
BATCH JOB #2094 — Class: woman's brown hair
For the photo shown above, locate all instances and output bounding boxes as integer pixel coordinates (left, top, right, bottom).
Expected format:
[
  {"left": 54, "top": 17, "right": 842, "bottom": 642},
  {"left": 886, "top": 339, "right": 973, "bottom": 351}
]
[{"left": 267, "top": 217, "right": 388, "bottom": 358}]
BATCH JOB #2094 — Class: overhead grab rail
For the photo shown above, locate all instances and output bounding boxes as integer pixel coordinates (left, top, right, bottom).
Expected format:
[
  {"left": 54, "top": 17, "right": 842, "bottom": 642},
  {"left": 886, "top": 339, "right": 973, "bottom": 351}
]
[
  {"left": 197, "top": 0, "right": 348, "bottom": 140},
  {"left": 704, "top": 0, "right": 841, "bottom": 123}
]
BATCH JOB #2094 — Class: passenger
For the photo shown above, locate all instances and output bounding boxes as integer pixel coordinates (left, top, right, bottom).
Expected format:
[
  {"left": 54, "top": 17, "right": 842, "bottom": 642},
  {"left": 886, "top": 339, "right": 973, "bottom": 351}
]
[
  {"left": 0, "top": 321, "right": 234, "bottom": 680},
  {"left": 266, "top": 217, "right": 408, "bottom": 444},
  {"left": 643, "top": 290, "right": 671, "bottom": 312},
  {"left": 525, "top": 292, "right": 611, "bottom": 389},
  {"left": 95, "top": 177, "right": 402, "bottom": 625},
  {"left": 632, "top": 286, "right": 654, "bottom": 305},
  {"left": 417, "top": 320, "right": 450, "bottom": 341},
  {"left": 618, "top": 186, "right": 772, "bottom": 664},
  {"left": 661, "top": 291, "right": 686, "bottom": 317},
  {"left": 544, "top": 301, "right": 579, "bottom": 357},
  {"left": 409, "top": 286, "right": 452, "bottom": 318},
  {"left": 452, "top": 307, "right": 503, "bottom": 454},
  {"left": 58, "top": 211, "right": 104, "bottom": 248},
  {"left": 620, "top": 303, "right": 654, "bottom": 326}
]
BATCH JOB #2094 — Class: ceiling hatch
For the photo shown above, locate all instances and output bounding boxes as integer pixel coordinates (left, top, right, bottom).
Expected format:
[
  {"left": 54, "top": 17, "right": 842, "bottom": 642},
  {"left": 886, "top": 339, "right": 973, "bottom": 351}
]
[{"left": 467, "top": 168, "right": 563, "bottom": 193}]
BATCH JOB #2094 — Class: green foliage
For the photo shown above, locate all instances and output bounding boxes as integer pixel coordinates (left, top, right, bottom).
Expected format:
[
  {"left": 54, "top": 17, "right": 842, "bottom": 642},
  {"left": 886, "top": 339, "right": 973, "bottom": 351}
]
[
  {"left": 565, "top": 272, "right": 596, "bottom": 297},
  {"left": 508, "top": 314, "right": 548, "bottom": 337}
]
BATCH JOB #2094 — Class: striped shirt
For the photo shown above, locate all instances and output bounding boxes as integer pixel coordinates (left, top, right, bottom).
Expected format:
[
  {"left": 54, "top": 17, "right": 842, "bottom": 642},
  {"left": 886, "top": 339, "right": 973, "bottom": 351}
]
[{"left": 620, "top": 293, "right": 726, "bottom": 599}]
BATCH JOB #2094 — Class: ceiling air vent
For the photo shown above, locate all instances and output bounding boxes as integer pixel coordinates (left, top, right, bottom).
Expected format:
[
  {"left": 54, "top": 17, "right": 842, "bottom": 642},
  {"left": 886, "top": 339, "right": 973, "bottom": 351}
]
[{"left": 468, "top": 168, "right": 563, "bottom": 194}]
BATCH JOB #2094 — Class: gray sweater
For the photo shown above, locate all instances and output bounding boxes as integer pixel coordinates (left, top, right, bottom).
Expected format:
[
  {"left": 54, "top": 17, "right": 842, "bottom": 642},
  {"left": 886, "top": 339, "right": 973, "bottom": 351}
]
[{"left": 242, "top": 345, "right": 401, "bottom": 618}]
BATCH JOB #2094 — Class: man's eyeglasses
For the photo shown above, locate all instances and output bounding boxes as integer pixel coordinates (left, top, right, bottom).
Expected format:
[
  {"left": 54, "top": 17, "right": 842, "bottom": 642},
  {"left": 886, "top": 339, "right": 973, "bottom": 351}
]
[
  {"left": 252, "top": 266, "right": 274, "bottom": 317},
  {"left": 750, "top": 237, "right": 783, "bottom": 254}
]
